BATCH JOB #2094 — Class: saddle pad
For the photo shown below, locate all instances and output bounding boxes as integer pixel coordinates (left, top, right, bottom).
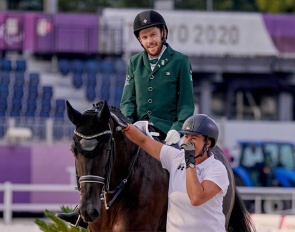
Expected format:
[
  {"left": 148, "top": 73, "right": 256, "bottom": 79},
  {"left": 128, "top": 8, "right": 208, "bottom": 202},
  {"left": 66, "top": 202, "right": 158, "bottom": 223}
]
[{"left": 133, "top": 121, "right": 160, "bottom": 139}]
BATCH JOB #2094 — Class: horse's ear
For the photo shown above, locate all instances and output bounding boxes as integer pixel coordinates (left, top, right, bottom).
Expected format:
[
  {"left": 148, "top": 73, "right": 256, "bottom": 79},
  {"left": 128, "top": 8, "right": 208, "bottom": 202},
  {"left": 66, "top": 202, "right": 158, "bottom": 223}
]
[
  {"left": 66, "top": 100, "right": 82, "bottom": 125},
  {"left": 98, "top": 100, "right": 110, "bottom": 124}
]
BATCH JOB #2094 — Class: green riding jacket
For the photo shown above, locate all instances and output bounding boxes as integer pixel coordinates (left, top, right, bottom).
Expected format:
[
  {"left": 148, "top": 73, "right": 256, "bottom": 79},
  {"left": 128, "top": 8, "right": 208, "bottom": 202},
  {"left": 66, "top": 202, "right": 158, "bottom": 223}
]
[{"left": 120, "top": 44, "right": 194, "bottom": 134}]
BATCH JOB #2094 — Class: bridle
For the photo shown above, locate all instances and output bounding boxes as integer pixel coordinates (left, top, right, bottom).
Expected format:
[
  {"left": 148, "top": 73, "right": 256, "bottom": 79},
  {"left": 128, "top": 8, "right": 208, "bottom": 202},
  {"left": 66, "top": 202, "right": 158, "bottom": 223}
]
[{"left": 74, "top": 112, "right": 140, "bottom": 210}]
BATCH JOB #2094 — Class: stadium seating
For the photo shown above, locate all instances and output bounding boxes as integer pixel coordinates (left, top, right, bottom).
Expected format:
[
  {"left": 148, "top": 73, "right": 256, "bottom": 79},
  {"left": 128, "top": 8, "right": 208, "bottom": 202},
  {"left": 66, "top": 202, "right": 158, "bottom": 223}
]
[
  {"left": 72, "top": 72, "right": 83, "bottom": 89},
  {"left": 86, "top": 86, "right": 96, "bottom": 102},
  {"left": 0, "top": 71, "right": 10, "bottom": 85},
  {"left": 29, "top": 73, "right": 40, "bottom": 87},
  {"left": 58, "top": 59, "right": 71, "bottom": 76},
  {"left": 54, "top": 99, "right": 66, "bottom": 118},
  {"left": 0, "top": 56, "right": 127, "bottom": 140},
  {"left": 15, "top": 59, "right": 27, "bottom": 72},
  {"left": 1, "top": 59, "right": 12, "bottom": 72},
  {"left": 14, "top": 72, "right": 25, "bottom": 86},
  {"left": 86, "top": 73, "right": 97, "bottom": 87},
  {"left": 85, "top": 59, "right": 100, "bottom": 75},
  {"left": 71, "top": 59, "right": 84, "bottom": 74}
]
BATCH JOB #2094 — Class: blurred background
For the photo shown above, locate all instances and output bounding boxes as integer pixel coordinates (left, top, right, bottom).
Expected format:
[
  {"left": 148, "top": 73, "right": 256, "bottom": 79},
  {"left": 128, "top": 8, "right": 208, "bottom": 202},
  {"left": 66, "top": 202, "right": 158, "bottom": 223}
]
[{"left": 0, "top": 0, "right": 295, "bottom": 231}]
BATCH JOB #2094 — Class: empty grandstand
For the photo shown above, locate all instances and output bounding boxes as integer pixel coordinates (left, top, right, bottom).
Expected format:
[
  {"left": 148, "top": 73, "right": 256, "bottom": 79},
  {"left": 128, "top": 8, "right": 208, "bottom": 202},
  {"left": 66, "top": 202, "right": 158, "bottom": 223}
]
[{"left": 0, "top": 9, "right": 295, "bottom": 144}]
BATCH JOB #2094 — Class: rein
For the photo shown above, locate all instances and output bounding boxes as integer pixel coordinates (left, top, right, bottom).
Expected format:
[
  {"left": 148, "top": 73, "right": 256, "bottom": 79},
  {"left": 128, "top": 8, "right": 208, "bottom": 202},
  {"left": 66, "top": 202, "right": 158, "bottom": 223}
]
[{"left": 75, "top": 113, "right": 140, "bottom": 210}]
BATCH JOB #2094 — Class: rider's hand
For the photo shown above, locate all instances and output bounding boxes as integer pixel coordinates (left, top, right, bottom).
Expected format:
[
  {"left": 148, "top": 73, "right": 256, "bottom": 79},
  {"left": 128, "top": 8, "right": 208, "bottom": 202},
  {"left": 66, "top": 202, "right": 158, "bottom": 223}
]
[
  {"left": 181, "top": 142, "right": 196, "bottom": 168},
  {"left": 165, "top": 130, "right": 180, "bottom": 145}
]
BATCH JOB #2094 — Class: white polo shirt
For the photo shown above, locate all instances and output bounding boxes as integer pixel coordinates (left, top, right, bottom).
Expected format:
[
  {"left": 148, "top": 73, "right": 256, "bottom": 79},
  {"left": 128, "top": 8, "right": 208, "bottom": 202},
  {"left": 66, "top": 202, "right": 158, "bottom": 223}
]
[{"left": 160, "top": 145, "right": 229, "bottom": 232}]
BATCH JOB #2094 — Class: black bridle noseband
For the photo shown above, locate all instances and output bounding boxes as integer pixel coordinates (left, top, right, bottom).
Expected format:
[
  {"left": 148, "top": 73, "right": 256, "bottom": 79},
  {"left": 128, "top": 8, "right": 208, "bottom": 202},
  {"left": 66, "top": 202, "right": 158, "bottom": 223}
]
[{"left": 74, "top": 112, "right": 140, "bottom": 210}]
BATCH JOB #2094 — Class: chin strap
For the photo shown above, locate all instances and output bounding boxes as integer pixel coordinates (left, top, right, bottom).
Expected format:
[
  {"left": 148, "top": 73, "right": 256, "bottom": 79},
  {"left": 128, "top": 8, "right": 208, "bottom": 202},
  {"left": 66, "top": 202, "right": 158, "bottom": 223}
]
[{"left": 194, "top": 137, "right": 210, "bottom": 159}]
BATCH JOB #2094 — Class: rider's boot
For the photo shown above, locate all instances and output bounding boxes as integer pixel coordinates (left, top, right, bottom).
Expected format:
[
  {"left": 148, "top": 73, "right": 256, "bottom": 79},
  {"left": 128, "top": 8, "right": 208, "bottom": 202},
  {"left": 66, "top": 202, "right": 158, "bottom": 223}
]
[
  {"left": 55, "top": 206, "right": 88, "bottom": 229},
  {"left": 56, "top": 174, "right": 88, "bottom": 229}
]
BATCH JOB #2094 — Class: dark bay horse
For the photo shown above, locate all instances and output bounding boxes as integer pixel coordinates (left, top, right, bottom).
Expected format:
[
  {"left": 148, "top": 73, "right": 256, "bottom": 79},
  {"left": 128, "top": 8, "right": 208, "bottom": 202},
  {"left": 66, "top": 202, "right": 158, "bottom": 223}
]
[{"left": 66, "top": 100, "right": 255, "bottom": 232}]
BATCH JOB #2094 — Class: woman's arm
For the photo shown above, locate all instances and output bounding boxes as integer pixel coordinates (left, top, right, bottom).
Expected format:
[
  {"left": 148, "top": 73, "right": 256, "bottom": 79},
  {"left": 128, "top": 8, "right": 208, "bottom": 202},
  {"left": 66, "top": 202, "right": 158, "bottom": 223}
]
[{"left": 123, "top": 124, "right": 163, "bottom": 161}]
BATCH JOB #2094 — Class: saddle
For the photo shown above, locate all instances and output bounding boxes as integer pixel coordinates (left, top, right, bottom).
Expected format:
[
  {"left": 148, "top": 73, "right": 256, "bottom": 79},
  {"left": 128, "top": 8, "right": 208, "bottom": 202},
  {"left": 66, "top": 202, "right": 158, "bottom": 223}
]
[
  {"left": 135, "top": 114, "right": 181, "bottom": 148},
  {"left": 133, "top": 120, "right": 165, "bottom": 142}
]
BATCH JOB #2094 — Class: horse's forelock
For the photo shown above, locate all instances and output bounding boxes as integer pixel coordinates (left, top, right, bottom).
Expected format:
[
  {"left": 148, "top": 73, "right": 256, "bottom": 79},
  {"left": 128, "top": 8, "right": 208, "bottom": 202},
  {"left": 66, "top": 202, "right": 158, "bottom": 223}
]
[
  {"left": 76, "top": 102, "right": 127, "bottom": 135},
  {"left": 76, "top": 110, "right": 106, "bottom": 135}
]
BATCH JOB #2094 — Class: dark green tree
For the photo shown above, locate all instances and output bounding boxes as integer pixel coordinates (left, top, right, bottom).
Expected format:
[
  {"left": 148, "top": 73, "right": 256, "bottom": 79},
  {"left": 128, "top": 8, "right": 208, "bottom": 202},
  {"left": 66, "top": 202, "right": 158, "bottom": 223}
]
[
  {"left": 255, "top": 0, "right": 295, "bottom": 13},
  {"left": 58, "top": 0, "right": 111, "bottom": 12}
]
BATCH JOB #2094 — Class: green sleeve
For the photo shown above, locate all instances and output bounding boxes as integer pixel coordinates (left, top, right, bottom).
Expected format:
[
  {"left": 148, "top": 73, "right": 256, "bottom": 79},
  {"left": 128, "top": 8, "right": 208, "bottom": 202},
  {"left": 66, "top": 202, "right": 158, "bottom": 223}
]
[
  {"left": 120, "top": 59, "right": 136, "bottom": 123},
  {"left": 171, "top": 56, "right": 194, "bottom": 131}
]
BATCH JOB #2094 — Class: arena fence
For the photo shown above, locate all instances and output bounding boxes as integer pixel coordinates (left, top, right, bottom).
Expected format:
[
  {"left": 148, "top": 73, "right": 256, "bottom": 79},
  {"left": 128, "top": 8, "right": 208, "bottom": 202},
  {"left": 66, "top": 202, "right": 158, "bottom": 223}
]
[
  {"left": 0, "top": 182, "right": 295, "bottom": 224},
  {"left": 0, "top": 182, "right": 77, "bottom": 224}
]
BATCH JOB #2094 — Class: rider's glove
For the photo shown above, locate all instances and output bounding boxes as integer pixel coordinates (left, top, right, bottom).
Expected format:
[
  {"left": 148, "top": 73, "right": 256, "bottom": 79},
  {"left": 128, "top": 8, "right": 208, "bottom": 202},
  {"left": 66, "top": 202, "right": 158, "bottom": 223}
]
[
  {"left": 181, "top": 142, "right": 196, "bottom": 169},
  {"left": 165, "top": 130, "right": 180, "bottom": 145}
]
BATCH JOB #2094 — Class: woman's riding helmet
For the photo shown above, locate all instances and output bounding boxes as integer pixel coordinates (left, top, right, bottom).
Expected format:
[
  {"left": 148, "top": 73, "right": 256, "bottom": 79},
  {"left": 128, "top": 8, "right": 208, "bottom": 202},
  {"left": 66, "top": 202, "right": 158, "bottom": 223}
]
[
  {"left": 133, "top": 10, "right": 168, "bottom": 39},
  {"left": 179, "top": 114, "right": 219, "bottom": 147}
]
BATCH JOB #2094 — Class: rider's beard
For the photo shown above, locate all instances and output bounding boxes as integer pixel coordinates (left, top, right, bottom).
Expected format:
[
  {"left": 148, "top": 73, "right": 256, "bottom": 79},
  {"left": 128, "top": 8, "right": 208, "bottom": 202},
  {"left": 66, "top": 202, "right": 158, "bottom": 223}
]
[{"left": 145, "top": 41, "right": 163, "bottom": 58}]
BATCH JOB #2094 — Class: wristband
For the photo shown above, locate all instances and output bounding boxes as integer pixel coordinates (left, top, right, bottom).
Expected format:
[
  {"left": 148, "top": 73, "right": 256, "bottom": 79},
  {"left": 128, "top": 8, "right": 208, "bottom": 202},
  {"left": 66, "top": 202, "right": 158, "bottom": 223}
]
[{"left": 123, "top": 124, "right": 131, "bottom": 132}]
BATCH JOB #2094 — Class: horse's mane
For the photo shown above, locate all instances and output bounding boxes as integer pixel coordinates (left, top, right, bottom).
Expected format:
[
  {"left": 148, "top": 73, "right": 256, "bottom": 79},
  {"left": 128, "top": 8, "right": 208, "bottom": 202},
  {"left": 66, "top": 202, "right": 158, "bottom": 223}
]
[
  {"left": 92, "top": 101, "right": 127, "bottom": 119},
  {"left": 91, "top": 101, "right": 165, "bottom": 141}
]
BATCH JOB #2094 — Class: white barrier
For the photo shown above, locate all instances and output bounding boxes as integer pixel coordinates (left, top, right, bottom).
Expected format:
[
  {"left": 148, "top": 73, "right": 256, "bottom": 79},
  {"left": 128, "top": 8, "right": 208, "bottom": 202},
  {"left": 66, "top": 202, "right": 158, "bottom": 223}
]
[
  {"left": 1, "top": 182, "right": 295, "bottom": 227},
  {"left": 0, "top": 182, "right": 77, "bottom": 224},
  {"left": 237, "top": 187, "right": 295, "bottom": 214}
]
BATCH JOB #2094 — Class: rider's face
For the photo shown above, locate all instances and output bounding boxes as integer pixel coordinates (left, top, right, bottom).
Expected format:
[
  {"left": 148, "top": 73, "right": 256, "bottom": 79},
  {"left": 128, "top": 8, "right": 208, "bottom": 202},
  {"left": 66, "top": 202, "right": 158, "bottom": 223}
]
[
  {"left": 138, "top": 26, "right": 164, "bottom": 58},
  {"left": 183, "top": 134, "right": 211, "bottom": 158}
]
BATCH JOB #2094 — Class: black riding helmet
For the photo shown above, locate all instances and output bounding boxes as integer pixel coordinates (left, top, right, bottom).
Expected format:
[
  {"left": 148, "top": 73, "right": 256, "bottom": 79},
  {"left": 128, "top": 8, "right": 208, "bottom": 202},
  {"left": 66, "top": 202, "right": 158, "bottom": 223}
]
[
  {"left": 179, "top": 114, "right": 219, "bottom": 148},
  {"left": 133, "top": 10, "right": 168, "bottom": 42}
]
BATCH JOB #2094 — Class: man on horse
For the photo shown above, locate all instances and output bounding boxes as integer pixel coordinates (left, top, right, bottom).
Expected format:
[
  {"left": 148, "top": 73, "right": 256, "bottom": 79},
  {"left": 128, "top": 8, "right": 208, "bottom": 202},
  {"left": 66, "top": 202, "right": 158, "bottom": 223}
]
[
  {"left": 120, "top": 9, "right": 195, "bottom": 146},
  {"left": 116, "top": 114, "right": 230, "bottom": 231}
]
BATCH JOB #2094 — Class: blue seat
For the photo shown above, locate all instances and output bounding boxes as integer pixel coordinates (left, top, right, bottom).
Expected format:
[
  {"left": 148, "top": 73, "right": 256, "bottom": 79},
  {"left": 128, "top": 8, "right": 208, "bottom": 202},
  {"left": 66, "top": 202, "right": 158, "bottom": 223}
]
[
  {"left": 24, "top": 110, "right": 35, "bottom": 118},
  {"left": 114, "top": 59, "right": 126, "bottom": 74},
  {"left": 27, "top": 86, "right": 38, "bottom": 99},
  {"left": 115, "top": 74, "right": 125, "bottom": 88},
  {"left": 86, "top": 86, "right": 96, "bottom": 102},
  {"left": 10, "top": 110, "right": 20, "bottom": 117},
  {"left": 40, "top": 100, "right": 51, "bottom": 118},
  {"left": 0, "top": 85, "right": 9, "bottom": 98},
  {"left": 13, "top": 85, "right": 24, "bottom": 99},
  {"left": 101, "top": 87, "right": 110, "bottom": 101},
  {"left": 15, "top": 59, "right": 27, "bottom": 72},
  {"left": 11, "top": 98, "right": 22, "bottom": 111},
  {"left": 14, "top": 72, "right": 25, "bottom": 86},
  {"left": 42, "top": 86, "right": 53, "bottom": 100},
  {"left": 1, "top": 59, "right": 12, "bottom": 72},
  {"left": 114, "top": 98, "right": 121, "bottom": 108},
  {"left": 58, "top": 59, "right": 71, "bottom": 76},
  {"left": 72, "top": 72, "right": 83, "bottom": 89},
  {"left": 115, "top": 87, "right": 123, "bottom": 101},
  {"left": 0, "top": 71, "right": 10, "bottom": 85},
  {"left": 39, "top": 111, "right": 50, "bottom": 118},
  {"left": 86, "top": 73, "right": 97, "bottom": 87},
  {"left": 29, "top": 73, "right": 40, "bottom": 87},
  {"left": 0, "top": 98, "right": 7, "bottom": 112},
  {"left": 101, "top": 74, "right": 111, "bottom": 88},
  {"left": 85, "top": 60, "right": 100, "bottom": 75},
  {"left": 26, "top": 99, "right": 37, "bottom": 112},
  {"left": 0, "top": 110, "right": 6, "bottom": 117},
  {"left": 100, "top": 59, "right": 114, "bottom": 74},
  {"left": 54, "top": 99, "right": 66, "bottom": 118},
  {"left": 42, "top": 98, "right": 51, "bottom": 108},
  {"left": 71, "top": 59, "right": 84, "bottom": 74}
]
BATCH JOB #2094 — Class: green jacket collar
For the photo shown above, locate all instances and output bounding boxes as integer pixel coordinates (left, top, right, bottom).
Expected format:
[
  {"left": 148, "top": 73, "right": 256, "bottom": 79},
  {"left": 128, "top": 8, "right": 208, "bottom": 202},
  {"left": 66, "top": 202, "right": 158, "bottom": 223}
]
[{"left": 143, "top": 44, "right": 175, "bottom": 74}]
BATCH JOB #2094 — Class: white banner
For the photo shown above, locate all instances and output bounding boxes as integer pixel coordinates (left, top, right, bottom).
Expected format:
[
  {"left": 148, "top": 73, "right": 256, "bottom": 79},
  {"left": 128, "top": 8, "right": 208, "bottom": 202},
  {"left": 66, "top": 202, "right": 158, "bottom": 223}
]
[{"left": 102, "top": 8, "right": 278, "bottom": 57}]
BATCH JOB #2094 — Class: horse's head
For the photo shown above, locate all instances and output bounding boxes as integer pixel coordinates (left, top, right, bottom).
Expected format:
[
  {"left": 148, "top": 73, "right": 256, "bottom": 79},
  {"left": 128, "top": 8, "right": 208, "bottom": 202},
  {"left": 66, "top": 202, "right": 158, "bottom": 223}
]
[{"left": 66, "top": 100, "right": 114, "bottom": 223}]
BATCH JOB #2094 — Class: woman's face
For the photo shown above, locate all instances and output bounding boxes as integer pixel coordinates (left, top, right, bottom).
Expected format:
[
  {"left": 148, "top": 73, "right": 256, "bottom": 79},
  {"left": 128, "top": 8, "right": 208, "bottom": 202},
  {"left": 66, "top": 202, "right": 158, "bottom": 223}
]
[
  {"left": 138, "top": 26, "right": 164, "bottom": 58},
  {"left": 183, "top": 134, "right": 211, "bottom": 156}
]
